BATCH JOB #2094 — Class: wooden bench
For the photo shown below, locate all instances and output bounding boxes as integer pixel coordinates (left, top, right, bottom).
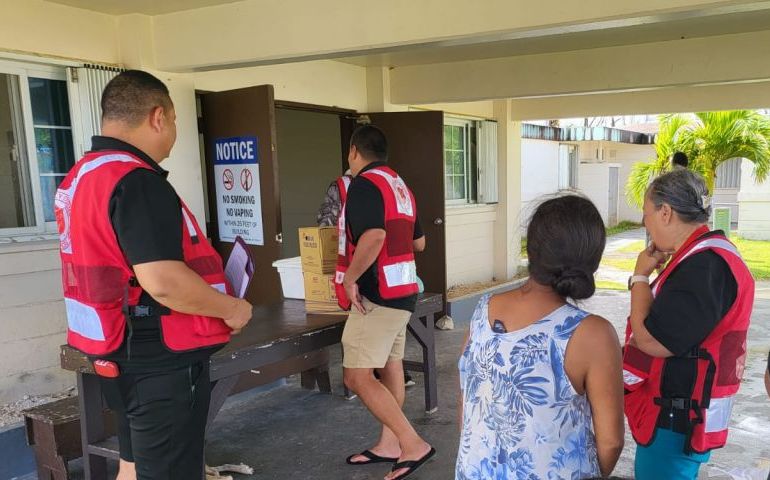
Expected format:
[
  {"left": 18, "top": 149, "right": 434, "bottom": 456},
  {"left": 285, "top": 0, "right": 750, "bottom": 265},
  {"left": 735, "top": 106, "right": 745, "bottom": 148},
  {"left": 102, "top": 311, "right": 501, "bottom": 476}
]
[
  {"left": 60, "top": 294, "right": 442, "bottom": 480},
  {"left": 22, "top": 396, "right": 114, "bottom": 480}
]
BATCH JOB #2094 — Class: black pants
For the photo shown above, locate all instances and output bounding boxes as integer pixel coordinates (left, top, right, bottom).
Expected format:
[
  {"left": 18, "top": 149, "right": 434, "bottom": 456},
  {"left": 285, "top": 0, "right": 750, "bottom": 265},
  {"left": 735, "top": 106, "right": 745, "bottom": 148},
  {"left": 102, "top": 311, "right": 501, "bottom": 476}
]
[{"left": 99, "top": 362, "right": 210, "bottom": 480}]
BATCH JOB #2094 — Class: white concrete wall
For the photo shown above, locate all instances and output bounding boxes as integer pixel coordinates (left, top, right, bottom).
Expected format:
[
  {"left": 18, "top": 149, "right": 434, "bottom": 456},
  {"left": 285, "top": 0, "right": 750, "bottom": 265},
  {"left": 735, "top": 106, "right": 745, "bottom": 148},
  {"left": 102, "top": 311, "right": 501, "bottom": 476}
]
[
  {"left": 607, "top": 143, "right": 655, "bottom": 223},
  {"left": 445, "top": 205, "right": 497, "bottom": 288},
  {"left": 520, "top": 139, "right": 560, "bottom": 222},
  {"left": 738, "top": 160, "right": 770, "bottom": 240},
  {"left": 0, "top": 0, "right": 119, "bottom": 64},
  {"left": 578, "top": 162, "right": 611, "bottom": 225},
  {"left": 193, "top": 61, "right": 368, "bottom": 112},
  {"left": 0, "top": 241, "right": 73, "bottom": 404}
]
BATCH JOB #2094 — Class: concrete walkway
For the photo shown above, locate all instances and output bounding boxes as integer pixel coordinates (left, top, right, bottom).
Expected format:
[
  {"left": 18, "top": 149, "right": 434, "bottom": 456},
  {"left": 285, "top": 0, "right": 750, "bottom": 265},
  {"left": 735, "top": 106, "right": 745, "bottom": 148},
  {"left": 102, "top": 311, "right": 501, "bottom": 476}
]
[
  {"left": 63, "top": 292, "right": 770, "bottom": 479},
  {"left": 596, "top": 227, "right": 646, "bottom": 286}
]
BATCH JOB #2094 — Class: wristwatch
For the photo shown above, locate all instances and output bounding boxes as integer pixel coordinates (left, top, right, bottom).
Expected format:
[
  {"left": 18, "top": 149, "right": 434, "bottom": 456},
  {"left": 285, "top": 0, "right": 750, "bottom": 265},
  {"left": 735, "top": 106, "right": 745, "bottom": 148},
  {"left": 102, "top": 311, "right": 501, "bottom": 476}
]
[{"left": 628, "top": 275, "right": 650, "bottom": 290}]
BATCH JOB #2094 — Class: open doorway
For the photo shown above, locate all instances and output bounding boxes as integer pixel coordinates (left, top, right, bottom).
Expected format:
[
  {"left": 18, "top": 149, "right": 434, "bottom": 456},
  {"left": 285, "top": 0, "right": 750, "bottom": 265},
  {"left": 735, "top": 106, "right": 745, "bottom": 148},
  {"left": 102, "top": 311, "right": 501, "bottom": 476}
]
[{"left": 274, "top": 104, "right": 348, "bottom": 258}]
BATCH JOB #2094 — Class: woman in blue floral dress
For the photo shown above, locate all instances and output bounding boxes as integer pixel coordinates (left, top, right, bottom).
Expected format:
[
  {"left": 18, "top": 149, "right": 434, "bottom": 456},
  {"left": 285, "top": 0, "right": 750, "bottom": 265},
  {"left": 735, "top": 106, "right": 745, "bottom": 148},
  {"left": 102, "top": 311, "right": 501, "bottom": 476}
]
[{"left": 457, "top": 195, "right": 625, "bottom": 479}]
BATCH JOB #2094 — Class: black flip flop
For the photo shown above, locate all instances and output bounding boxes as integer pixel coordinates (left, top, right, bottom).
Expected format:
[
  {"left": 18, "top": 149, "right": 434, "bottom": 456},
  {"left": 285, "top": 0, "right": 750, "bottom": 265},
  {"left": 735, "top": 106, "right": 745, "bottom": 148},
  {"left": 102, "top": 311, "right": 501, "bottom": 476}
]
[
  {"left": 389, "top": 447, "right": 436, "bottom": 479},
  {"left": 346, "top": 450, "right": 399, "bottom": 465}
]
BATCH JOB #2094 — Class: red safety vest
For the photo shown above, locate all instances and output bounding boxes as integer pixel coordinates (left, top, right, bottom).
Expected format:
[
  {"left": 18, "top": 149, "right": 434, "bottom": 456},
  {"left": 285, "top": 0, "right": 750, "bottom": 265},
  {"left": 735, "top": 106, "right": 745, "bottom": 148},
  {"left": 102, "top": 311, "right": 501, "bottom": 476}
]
[
  {"left": 334, "top": 166, "right": 419, "bottom": 310},
  {"left": 623, "top": 227, "right": 755, "bottom": 454},
  {"left": 55, "top": 150, "right": 232, "bottom": 356},
  {"left": 336, "top": 175, "right": 351, "bottom": 206}
]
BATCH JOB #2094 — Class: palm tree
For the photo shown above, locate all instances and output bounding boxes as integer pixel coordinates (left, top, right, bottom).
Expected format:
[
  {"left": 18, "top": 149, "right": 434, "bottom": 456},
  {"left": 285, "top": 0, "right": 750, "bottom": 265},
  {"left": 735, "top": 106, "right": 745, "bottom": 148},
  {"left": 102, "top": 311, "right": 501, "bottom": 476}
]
[{"left": 626, "top": 110, "right": 770, "bottom": 208}]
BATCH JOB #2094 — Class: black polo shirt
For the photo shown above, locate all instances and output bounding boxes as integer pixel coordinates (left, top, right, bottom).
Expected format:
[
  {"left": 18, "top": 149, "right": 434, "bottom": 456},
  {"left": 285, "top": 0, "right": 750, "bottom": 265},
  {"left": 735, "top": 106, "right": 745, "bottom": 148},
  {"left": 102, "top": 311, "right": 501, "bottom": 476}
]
[
  {"left": 90, "top": 136, "right": 217, "bottom": 372},
  {"left": 646, "top": 230, "right": 739, "bottom": 432},
  {"left": 345, "top": 161, "right": 423, "bottom": 312}
]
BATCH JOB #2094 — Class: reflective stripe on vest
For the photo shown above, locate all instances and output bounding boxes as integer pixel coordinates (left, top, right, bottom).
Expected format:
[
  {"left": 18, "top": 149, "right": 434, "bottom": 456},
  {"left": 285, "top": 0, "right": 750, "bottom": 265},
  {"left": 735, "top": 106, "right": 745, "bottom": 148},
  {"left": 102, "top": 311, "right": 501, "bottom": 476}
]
[
  {"left": 705, "top": 395, "right": 735, "bottom": 433},
  {"left": 64, "top": 298, "right": 105, "bottom": 341},
  {"left": 652, "top": 238, "right": 741, "bottom": 296},
  {"left": 55, "top": 154, "right": 141, "bottom": 255},
  {"left": 623, "top": 368, "right": 644, "bottom": 387},
  {"left": 181, "top": 208, "right": 198, "bottom": 240},
  {"left": 383, "top": 260, "right": 417, "bottom": 288},
  {"left": 363, "top": 168, "right": 414, "bottom": 217}
]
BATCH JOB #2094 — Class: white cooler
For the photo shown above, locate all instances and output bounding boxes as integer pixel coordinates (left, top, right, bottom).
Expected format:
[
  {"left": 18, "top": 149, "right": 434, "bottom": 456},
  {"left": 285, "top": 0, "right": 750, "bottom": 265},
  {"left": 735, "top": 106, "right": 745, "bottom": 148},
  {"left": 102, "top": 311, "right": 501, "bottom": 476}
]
[{"left": 272, "top": 256, "right": 305, "bottom": 299}]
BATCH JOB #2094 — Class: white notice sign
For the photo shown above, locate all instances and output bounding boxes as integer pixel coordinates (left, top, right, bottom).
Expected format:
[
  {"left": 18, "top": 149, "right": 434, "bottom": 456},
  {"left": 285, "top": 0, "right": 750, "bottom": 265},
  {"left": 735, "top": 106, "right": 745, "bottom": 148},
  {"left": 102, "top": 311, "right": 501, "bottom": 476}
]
[{"left": 213, "top": 136, "right": 264, "bottom": 245}]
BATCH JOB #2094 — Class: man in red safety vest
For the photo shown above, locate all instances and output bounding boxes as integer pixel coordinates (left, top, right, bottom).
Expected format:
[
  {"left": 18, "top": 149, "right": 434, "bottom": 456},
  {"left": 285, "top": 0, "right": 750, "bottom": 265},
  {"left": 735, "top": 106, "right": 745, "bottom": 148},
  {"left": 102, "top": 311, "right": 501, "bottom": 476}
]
[
  {"left": 335, "top": 125, "right": 434, "bottom": 480},
  {"left": 55, "top": 70, "right": 252, "bottom": 480}
]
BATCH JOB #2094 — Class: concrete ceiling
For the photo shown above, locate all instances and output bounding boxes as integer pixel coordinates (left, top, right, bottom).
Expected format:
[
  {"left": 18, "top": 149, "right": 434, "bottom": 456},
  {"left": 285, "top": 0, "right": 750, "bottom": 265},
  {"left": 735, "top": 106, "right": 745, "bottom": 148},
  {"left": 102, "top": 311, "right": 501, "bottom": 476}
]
[
  {"left": 338, "top": 6, "right": 770, "bottom": 68},
  {"left": 45, "top": 0, "right": 243, "bottom": 15}
]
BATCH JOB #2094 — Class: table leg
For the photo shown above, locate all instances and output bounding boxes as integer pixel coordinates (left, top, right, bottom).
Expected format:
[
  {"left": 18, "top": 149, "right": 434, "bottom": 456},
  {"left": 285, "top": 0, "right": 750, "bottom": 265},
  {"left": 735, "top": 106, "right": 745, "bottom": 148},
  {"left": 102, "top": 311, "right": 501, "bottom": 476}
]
[
  {"left": 301, "top": 366, "right": 332, "bottom": 393},
  {"left": 206, "top": 375, "right": 240, "bottom": 432},
  {"left": 77, "top": 372, "right": 107, "bottom": 480},
  {"left": 421, "top": 318, "right": 438, "bottom": 414},
  {"left": 407, "top": 314, "right": 438, "bottom": 413}
]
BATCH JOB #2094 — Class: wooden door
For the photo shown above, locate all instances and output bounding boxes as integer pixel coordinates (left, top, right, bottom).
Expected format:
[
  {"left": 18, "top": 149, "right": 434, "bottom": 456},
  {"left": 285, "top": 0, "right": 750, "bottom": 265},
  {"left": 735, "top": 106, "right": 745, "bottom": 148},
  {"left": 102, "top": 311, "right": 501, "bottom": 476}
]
[
  {"left": 342, "top": 111, "right": 447, "bottom": 310},
  {"left": 201, "top": 85, "right": 283, "bottom": 304}
]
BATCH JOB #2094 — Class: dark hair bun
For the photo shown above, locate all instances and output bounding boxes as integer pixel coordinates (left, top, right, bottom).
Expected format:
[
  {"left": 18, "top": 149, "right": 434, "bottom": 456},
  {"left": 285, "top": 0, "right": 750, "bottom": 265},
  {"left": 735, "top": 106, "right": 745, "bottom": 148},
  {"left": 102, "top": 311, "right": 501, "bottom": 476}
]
[
  {"left": 551, "top": 269, "right": 595, "bottom": 300},
  {"left": 526, "top": 195, "right": 605, "bottom": 300}
]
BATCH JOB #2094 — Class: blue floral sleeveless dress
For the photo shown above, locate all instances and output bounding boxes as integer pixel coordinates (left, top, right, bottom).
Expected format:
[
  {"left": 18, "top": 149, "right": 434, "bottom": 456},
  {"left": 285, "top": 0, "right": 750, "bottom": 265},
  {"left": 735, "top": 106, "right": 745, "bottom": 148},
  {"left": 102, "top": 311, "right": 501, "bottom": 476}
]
[{"left": 456, "top": 294, "right": 600, "bottom": 480}]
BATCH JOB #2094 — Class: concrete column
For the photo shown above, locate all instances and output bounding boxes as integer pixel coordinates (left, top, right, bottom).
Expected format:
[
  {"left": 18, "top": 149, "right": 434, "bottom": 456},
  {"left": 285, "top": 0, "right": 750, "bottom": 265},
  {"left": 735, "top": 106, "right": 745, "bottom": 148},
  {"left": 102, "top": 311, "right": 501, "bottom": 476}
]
[
  {"left": 492, "top": 99, "right": 522, "bottom": 281},
  {"left": 366, "top": 66, "right": 407, "bottom": 112}
]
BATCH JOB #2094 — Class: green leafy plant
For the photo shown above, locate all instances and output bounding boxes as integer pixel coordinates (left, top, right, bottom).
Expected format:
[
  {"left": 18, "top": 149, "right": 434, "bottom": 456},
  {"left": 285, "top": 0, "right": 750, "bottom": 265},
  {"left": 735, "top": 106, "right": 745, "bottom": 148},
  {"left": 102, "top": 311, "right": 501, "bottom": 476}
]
[{"left": 627, "top": 111, "right": 770, "bottom": 208}]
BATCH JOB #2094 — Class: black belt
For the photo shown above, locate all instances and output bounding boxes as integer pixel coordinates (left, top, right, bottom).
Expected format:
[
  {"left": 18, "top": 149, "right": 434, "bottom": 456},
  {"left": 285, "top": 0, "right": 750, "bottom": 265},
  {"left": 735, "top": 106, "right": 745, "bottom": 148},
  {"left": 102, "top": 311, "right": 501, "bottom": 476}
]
[{"left": 127, "top": 305, "right": 171, "bottom": 317}]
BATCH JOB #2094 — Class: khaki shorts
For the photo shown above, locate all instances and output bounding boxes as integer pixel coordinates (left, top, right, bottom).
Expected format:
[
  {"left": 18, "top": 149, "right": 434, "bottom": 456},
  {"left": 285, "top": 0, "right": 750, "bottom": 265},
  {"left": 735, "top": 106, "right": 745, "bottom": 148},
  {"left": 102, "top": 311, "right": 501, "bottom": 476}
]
[{"left": 342, "top": 298, "right": 411, "bottom": 369}]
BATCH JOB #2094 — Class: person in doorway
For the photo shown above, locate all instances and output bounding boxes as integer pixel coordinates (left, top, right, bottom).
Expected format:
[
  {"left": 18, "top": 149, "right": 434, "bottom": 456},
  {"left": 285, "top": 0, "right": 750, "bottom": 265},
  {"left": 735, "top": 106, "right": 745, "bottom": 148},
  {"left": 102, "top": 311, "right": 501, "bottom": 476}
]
[
  {"left": 623, "top": 169, "right": 755, "bottom": 479},
  {"left": 54, "top": 70, "right": 252, "bottom": 480},
  {"left": 318, "top": 169, "right": 418, "bottom": 388},
  {"left": 456, "top": 194, "right": 625, "bottom": 479},
  {"left": 336, "top": 125, "right": 434, "bottom": 480},
  {"left": 316, "top": 169, "right": 352, "bottom": 227}
]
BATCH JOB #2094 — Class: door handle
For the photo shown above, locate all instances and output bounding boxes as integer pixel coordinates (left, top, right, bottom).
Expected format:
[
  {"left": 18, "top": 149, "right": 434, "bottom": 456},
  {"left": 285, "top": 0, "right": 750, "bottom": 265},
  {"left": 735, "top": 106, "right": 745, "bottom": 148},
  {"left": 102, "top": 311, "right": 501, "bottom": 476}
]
[
  {"left": 275, "top": 233, "right": 283, "bottom": 243},
  {"left": 433, "top": 218, "right": 443, "bottom": 226}
]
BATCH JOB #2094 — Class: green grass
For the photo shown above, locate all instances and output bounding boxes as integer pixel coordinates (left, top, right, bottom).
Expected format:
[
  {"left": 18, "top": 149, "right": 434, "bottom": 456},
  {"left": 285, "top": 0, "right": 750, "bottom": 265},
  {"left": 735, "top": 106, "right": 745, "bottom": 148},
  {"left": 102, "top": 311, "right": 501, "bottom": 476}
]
[
  {"left": 595, "top": 280, "right": 627, "bottom": 290},
  {"left": 520, "top": 238, "right": 527, "bottom": 257},
  {"left": 606, "top": 221, "right": 643, "bottom": 237},
  {"left": 603, "top": 235, "right": 770, "bottom": 280},
  {"left": 732, "top": 236, "right": 770, "bottom": 280}
]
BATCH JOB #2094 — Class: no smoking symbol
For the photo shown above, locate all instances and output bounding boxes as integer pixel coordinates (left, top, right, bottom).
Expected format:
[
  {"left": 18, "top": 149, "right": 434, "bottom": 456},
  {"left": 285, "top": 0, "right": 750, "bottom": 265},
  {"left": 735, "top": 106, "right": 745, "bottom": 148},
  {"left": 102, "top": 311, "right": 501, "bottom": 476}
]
[
  {"left": 222, "top": 169, "right": 234, "bottom": 191},
  {"left": 240, "top": 169, "right": 253, "bottom": 192}
]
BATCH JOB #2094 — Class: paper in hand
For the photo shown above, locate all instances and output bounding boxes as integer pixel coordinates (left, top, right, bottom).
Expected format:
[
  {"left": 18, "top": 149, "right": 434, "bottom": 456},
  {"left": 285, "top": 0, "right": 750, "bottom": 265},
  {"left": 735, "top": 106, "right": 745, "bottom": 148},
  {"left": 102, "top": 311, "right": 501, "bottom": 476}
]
[{"left": 224, "top": 236, "right": 255, "bottom": 299}]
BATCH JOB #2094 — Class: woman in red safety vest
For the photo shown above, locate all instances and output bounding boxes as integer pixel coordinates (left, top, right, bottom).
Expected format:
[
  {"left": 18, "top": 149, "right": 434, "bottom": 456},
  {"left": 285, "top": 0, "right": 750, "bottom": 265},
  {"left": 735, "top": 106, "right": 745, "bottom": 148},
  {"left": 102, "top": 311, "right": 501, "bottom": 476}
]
[{"left": 623, "top": 169, "right": 755, "bottom": 479}]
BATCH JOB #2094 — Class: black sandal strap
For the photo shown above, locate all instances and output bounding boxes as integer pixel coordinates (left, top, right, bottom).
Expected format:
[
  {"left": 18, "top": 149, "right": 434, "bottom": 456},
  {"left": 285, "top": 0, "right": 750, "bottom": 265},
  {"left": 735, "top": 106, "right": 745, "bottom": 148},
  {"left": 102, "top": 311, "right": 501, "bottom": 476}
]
[
  {"left": 392, "top": 460, "right": 418, "bottom": 470},
  {"left": 347, "top": 450, "right": 398, "bottom": 465}
]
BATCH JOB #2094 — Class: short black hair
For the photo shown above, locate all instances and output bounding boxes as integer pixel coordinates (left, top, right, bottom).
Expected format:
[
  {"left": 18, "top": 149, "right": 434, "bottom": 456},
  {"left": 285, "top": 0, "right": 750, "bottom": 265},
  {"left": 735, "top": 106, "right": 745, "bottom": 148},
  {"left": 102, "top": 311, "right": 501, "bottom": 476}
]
[
  {"left": 671, "top": 151, "right": 688, "bottom": 168},
  {"left": 101, "top": 70, "right": 172, "bottom": 126},
  {"left": 527, "top": 195, "right": 606, "bottom": 300},
  {"left": 350, "top": 125, "right": 387, "bottom": 162}
]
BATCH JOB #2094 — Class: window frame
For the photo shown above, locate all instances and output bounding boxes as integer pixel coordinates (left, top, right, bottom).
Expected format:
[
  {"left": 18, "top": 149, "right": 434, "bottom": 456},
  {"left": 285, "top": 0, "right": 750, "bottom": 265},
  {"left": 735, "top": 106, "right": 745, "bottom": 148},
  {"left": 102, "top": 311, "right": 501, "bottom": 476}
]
[
  {"left": 557, "top": 143, "right": 579, "bottom": 190},
  {"left": 444, "top": 117, "right": 475, "bottom": 206},
  {"left": 0, "top": 59, "right": 73, "bottom": 237}
]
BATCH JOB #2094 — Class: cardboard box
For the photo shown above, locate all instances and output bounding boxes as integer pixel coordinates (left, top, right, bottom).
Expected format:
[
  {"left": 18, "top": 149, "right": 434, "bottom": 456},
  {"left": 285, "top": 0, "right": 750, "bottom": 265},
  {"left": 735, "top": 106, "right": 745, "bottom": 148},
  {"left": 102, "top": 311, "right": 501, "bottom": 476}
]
[
  {"left": 303, "top": 272, "right": 337, "bottom": 303},
  {"left": 298, "top": 226, "right": 338, "bottom": 274},
  {"left": 303, "top": 272, "right": 344, "bottom": 314},
  {"left": 305, "top": 300, "right": 345, "bottom": 315}
]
